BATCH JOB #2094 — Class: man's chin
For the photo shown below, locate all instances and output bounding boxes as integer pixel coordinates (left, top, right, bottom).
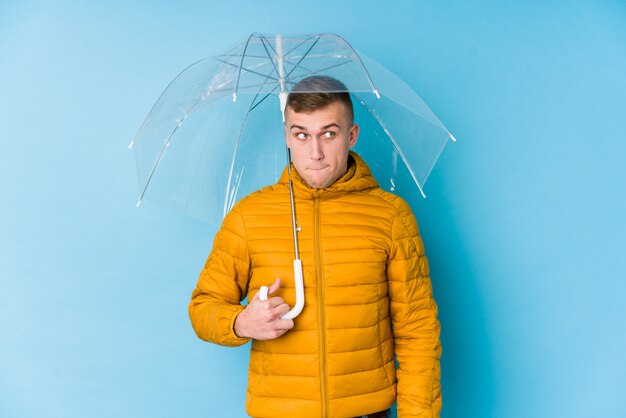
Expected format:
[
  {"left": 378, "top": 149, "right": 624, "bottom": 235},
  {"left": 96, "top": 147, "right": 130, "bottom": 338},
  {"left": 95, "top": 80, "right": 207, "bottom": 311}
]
[{"left": 305, "top": 178, "right": 335, "bottom": 189}]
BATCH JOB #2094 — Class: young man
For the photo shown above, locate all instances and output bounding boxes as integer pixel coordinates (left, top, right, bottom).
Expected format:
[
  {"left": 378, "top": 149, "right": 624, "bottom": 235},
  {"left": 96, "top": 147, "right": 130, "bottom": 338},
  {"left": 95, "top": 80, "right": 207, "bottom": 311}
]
[{"left": 189, "top": 76, "right": 441, "bottom": 418}]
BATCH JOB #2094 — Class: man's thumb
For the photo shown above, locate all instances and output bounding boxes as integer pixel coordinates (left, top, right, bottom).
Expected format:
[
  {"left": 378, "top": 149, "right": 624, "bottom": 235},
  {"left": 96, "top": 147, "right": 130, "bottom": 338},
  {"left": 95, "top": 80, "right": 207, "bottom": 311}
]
[{"left": 268, "top": 277, "right": 281, "bottom": 295}]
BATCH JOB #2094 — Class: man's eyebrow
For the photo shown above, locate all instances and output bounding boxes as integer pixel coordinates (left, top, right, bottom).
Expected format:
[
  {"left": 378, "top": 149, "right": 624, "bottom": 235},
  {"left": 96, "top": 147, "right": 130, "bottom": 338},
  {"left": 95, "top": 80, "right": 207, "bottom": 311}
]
[{"left": 289, "top": 122, "right": 341, "bottom": 130}]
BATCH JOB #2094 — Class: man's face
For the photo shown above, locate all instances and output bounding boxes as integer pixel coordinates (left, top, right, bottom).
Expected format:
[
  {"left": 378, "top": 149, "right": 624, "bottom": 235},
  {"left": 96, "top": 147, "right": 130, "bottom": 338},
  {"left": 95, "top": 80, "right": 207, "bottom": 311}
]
[{"left": 284, "top": 101, "right": 359, "bottom": 189}]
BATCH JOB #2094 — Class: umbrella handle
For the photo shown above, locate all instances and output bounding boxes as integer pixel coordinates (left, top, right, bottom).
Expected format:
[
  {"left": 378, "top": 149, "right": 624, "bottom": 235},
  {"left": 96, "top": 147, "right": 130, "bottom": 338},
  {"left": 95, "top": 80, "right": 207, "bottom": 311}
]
[{"left": 259, "top": 259, "right": 304, "bottom": 320}]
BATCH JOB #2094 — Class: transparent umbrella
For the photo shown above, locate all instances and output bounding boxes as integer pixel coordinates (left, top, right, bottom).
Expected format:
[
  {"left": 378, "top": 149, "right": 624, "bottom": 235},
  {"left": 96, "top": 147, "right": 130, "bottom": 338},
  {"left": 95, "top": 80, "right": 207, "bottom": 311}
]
[{"left": 130, "top": 32, "right": 455, "bottom": 319}]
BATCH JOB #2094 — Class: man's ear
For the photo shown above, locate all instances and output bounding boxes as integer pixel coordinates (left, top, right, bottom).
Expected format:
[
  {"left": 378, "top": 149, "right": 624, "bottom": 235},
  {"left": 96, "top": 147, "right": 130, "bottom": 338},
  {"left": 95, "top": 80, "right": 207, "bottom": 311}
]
[{"left": 348, "top": 123, "right": 360, "bottom": 147}]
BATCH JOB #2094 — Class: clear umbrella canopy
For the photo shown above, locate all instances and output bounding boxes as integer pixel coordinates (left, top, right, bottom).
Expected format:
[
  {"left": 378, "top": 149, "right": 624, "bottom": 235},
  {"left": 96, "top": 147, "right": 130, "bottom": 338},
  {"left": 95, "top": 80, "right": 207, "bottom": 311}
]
[{"left": 130, "top": 33, "right": 455, "bottom": 225}]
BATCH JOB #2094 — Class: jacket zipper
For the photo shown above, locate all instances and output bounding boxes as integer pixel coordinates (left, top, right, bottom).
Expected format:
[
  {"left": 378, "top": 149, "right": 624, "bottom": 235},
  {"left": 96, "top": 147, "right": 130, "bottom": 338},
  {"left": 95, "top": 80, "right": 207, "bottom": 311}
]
[{"left": 314, "top": 195, "right": 329, "bottom": 417}]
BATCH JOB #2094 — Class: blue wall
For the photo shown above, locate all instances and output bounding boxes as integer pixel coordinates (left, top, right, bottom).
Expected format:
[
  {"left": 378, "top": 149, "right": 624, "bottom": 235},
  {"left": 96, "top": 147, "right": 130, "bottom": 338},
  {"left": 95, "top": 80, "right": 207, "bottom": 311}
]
[{"left": 1, "top": 1, "right": 625, "bottom": 417}]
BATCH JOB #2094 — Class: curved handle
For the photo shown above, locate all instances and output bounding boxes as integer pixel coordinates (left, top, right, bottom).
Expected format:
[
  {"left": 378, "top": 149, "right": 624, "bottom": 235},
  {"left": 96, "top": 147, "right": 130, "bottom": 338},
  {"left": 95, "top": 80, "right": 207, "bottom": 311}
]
[{"left": 258, "top": 259, "right": 304, "bottom": 320}]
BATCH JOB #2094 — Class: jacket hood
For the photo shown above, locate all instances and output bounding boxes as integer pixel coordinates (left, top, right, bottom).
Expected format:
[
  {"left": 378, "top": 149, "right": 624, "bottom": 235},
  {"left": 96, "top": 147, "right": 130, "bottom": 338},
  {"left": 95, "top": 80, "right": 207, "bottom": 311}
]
[{"left": 278, "top": 151, "right": 379, "bottom": 199}]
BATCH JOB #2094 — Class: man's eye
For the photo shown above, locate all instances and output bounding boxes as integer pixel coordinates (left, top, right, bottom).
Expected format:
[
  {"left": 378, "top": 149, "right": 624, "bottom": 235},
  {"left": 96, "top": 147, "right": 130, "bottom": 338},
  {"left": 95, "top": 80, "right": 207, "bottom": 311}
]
[
  {"left": 323, "top": 131, "right": 336, "bottom": 139},
  {"left": 296, "top": 133, "right": 308, "bottom": 140}
]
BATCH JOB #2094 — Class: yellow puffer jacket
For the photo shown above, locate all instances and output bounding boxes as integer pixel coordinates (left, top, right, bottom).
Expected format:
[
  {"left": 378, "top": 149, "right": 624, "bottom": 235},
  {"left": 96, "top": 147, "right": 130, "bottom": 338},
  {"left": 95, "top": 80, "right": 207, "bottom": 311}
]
[{"left": 189, "top": 152, "right": 441, "bottom": 418}]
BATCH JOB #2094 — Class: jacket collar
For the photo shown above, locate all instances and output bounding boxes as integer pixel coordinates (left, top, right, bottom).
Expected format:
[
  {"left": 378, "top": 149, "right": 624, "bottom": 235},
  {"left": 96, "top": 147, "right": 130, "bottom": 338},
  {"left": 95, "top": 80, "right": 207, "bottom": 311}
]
[{"left": 278, "top": 151, "right": 379, "bottom": 200}]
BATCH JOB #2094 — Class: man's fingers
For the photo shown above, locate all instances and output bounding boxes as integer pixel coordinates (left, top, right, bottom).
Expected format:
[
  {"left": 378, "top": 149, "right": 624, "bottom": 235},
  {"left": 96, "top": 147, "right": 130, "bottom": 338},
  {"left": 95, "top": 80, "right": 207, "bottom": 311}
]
[
  {"left": 275, "top": 319, "right": 294, "bottom": 330},
  {"left": 273, "top": 301, "right": 290, "bottom": 316},
  {"left": 268, "top": 296, "right": 285, "bottom": 308}
]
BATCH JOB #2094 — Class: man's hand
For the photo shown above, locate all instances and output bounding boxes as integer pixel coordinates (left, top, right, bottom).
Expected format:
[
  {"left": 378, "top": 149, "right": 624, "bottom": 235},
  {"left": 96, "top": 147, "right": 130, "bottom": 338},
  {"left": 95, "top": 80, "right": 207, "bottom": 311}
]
[{"left": 234, "top": 278, "right": 294, "bottom": 340}]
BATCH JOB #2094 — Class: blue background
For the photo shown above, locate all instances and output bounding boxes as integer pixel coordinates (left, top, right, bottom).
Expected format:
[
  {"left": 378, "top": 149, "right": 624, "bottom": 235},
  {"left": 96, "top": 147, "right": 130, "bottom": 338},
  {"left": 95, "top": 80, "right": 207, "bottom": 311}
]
[{"left": 1, "top": 1, "right": 625, "bottom": 417}]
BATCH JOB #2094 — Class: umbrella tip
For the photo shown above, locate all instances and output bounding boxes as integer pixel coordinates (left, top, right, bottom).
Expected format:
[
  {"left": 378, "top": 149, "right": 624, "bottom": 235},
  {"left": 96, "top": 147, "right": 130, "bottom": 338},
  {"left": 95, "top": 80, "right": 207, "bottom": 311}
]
[
  {"left": 373, "top": 89, "right": 380, "bottom": 99},
  {"left": 136, "top": 199, "right": 142, "bottom": 208},
  {"left": 128, "top": 140, "right": 135, "bottom": 150},
  {"left": 417, "top": 183, "right": 426, "bottom": 199},
  {"left": 449, "top": 133, "right": 457, "bottom": 142},
  {"left": 232, "top": 92, "right": 237, "bottom": 102}
]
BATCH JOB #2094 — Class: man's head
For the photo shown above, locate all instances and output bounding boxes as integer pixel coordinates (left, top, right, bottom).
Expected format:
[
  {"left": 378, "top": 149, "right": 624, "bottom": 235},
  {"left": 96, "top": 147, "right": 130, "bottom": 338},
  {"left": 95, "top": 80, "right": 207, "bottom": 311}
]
[{"left": 284, "top": 76, "right": 359, "bottom": 189}]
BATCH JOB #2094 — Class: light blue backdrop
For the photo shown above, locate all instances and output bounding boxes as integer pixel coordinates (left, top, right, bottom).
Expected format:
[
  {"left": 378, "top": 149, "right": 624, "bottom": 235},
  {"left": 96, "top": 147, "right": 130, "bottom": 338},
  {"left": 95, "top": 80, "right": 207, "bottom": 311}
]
[{"left": 1, "top": 1, "right": 625, "bottom": 417}]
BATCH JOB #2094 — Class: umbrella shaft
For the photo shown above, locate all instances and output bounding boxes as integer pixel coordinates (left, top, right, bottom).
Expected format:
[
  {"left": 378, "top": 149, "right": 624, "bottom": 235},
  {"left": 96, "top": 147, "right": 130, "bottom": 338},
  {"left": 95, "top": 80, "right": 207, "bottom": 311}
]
[
  {"left": 286, "top": 146, "right": 300, "bottom": 259},
  {"left": 288, "top": 179, "right": 300, "bottom": 259},
  {"left": 276, "top": 34, "right": 286, "bottom": 94}
]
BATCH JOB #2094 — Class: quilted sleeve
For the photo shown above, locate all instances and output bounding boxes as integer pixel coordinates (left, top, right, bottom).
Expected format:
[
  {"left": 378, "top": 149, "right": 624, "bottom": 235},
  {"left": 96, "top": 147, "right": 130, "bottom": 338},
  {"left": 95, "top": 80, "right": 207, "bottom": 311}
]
[
  {"left": 387, "top": 198, "right": 442, "bottom": 418},
  {"left": 188, "top": 204, "right": 251, "bottom": 347}
]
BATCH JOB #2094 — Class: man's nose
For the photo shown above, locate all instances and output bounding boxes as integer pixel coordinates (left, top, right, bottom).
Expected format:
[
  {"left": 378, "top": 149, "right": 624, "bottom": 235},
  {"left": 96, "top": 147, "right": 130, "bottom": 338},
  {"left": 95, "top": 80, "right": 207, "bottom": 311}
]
[{"left": 311, "top": 137, "right": 323, "bottom": 160}]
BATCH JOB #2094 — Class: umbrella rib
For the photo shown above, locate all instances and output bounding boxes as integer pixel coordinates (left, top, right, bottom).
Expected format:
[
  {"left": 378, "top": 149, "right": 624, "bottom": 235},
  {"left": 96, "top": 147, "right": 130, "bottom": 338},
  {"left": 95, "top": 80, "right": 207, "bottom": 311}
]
[
  {"left": 219, "top": 53, "right": 275, "bottom": 59},
  {"left": 352, "top": 93, "right": 426, "bottom": 198},
  {"left": 207, "top": 82, "right": 278, "bottom": 93},
  {"left": 244, "top": 51, "right": 283, "bottom": 110},
  {"left": 233, "top": 33, "right": 260, "bottom": 101},
  {"left": 247, "top": 73, "right": 282, "bottom": 113},
  {"left": 332, "top": 34, "right": 379, "bottom": 95},
  {"left": 282, "top": 35, "right": 322, "bottom": 85},
  {"left": 258, "top": 35, "right": 281, "bottom": 84},
  {"left": 222, "top": 97, "right": 258, "bottom": 216},
  {"left": 136, "top": 119, "right": 186, "bottom": 206},
  {"left": 129, "top": 57, "right": 209, "bottom": 149},
  {"left": 248, "top": 91, "right": 274, "bottom": 112},
  {"left": 285, "top": 58, "right": 355, "bottom": 82},
  {"left": 260, "top": 34, "right": 278, "bottom": 57},
  {"left": 214, "top": 56, "right": 280, "bottom": 82},
  {"left": 283, "top": 34, "right": 320, "bottom": 58}
]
